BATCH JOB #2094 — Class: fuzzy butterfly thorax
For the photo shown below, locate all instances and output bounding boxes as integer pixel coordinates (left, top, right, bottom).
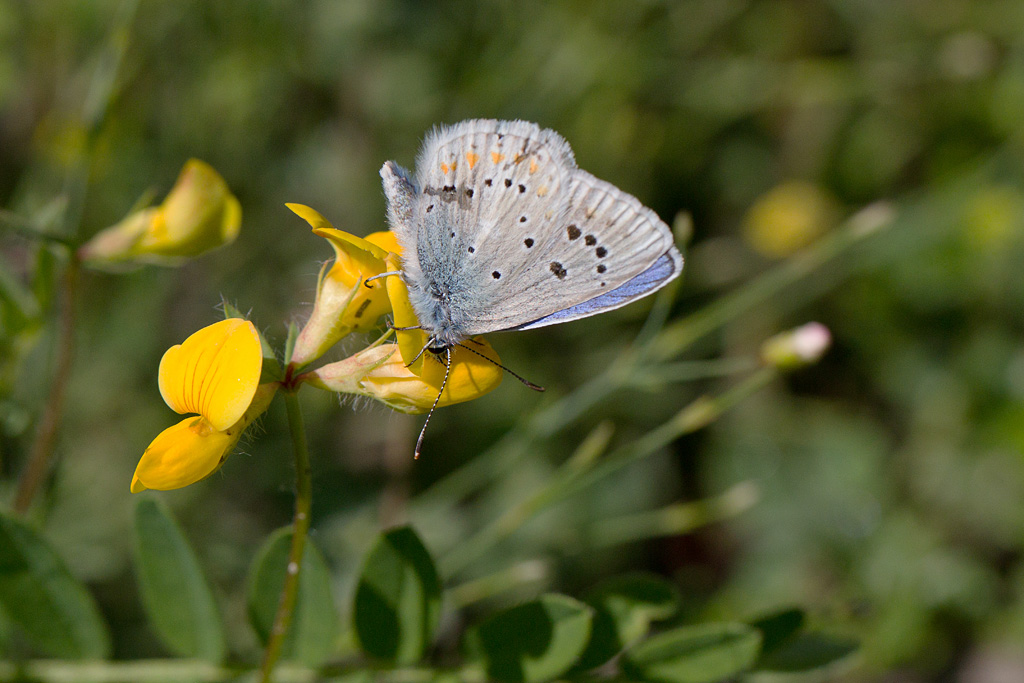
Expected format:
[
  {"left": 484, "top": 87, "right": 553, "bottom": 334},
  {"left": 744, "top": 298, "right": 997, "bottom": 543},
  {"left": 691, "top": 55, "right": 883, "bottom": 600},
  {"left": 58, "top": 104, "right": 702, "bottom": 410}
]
[{"left": 381, "top": 119, "right": 683, "bottom": 349}]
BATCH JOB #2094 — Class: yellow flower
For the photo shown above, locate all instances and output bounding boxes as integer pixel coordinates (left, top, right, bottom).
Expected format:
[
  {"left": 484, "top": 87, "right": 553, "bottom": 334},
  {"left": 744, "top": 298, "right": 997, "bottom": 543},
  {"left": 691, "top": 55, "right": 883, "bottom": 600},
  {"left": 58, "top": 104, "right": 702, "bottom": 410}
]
[
  {"left": 742, "top": 181, "right": 836, "bottom": 258},
  {"left": 132, "top": 318, "right": 274, "bottom": 492},
  {"left": 302, "top": 341, "right": 502, "bottom": 414},
  {"left": 301, "top": 253, "right": 503, "bottom": 412},
  {"left": 79, "top": 159, "right": 241, "bottom": 266},
  {"left": 288, "top": 204, "right": 398, "bottom": 367}
]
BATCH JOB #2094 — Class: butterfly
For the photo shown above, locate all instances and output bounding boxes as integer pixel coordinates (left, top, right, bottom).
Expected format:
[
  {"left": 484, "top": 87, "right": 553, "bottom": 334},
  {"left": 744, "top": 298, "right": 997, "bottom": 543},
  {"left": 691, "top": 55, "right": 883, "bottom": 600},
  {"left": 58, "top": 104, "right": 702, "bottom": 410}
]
[
  {"left": 380, "top": 119, "right": 683, "bottom": 352},
  {"left": 378, "top": 119, "right": 683, "bottom": 456}
]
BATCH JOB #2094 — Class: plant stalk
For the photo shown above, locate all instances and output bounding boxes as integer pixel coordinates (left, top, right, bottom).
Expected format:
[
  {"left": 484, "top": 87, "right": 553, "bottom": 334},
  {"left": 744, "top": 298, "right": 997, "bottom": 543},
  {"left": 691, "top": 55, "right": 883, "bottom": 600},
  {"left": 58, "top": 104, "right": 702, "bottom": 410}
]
[
  {"left": 13, "top": 257, "right": 79, "bottom": 514},
  {"left": 259, "top": 391, "right": 312, "bottom": 683}
]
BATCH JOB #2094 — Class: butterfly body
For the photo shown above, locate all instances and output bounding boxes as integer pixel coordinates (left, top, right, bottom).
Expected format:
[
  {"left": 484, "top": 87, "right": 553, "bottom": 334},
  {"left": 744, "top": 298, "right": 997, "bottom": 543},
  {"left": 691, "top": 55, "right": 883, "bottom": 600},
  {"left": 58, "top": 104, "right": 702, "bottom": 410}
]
[{"left": 381, "top": 119, "right": 683, "bottom": 349}]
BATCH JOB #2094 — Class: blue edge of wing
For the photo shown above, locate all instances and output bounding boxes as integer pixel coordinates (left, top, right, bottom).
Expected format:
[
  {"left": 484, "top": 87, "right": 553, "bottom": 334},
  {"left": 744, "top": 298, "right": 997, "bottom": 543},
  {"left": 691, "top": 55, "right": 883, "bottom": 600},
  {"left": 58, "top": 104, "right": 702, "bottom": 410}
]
[{"left": 514, "top": 251, "right": 677, "bottom": 331}]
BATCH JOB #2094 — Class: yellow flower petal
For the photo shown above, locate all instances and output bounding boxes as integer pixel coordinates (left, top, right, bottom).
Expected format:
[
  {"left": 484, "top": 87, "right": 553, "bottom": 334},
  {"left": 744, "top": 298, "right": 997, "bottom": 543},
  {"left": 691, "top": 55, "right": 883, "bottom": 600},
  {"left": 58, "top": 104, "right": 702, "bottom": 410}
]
[
  {"left": 305, "top": 341, "right": 502, "bottom": 414},
  {"left": 365, "top": 230, "right": 402, "bottom": 255},
  {"left": 131, "top": 416, "right": 238, "bottom": 492},
  {"left": 158, "top": 319, "right": 262, "bottom": 431},
  {"left": 287, "top": 205, "right": 396, "bottom": 366},
  {"left": 132, "top": 383, "right": 276, "bottom": 493},
  {"left": 384, "top": 253, "right": 428, "bottom": 371}
]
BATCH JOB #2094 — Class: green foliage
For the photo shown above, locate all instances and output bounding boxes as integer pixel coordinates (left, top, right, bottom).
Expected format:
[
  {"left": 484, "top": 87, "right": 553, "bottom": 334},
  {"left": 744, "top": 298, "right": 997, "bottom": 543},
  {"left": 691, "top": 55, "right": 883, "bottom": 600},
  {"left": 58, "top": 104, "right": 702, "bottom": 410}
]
[
  {"left": 247, "top": 528, "right": 339, "bottom": 667},
  {"left": 757, "top": 632, "right": 860, "bottom": 673},
  {"left": 466, "top": 593, "right": 592, "bottom": 683},
  {"left": 622, "top": 623, "right": 762, "bottom": 683},
  {"left": 353, "top": 526, "right": 441, "bottom": 665},
  {"left": 0, "top": 513, "right": 110, "bottom": 659},
  {"left": 132, "top": 499, "right": 225, "bottom": 662},
  {"left": 749, "top": 607, "right": 805, "bottom": 658},
  {"left": 574, "top": 572, "right": 681, "bottom": 670}
]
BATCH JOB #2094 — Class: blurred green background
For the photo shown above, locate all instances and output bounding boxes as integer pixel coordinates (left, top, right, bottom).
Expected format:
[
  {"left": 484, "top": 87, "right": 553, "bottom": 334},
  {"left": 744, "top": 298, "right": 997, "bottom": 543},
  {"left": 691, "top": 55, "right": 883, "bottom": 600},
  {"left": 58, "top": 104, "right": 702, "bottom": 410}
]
[{"left": 3, "top": 1, "right": 1024, "bottom": 680}]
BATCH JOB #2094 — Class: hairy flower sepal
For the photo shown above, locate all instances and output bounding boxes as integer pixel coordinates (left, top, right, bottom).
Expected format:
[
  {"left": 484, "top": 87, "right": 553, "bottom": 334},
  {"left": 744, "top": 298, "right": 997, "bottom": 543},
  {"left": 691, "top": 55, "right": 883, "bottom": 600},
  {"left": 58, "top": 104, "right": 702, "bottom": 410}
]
[
  {"left": 303, "top": 341, "right": 502, "bottom": 414},
  {"left": 132, "top": 318, "right": 273, "bottom": 492},
  {"left": 131, "top": 385, "right": 275, "bottom": 492},
  {"left": 288, "top": 204, "right": 401, "bottom": 368},
  {"left": 79, "top": 159, "right": 241, "bottom": 266}
]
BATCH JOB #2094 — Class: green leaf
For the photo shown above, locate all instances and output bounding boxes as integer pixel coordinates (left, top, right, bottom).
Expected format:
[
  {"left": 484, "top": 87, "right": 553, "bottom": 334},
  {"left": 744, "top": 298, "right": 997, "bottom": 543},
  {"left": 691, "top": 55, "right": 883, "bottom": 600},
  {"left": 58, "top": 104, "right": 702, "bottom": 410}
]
[
  {"left": 757, "top": 632, "right": 859, "bottom": 672},
  {"left": 575, "top": 573, "right": 681, "bottom": 670},
  {"left": 353, "top": 526, "right": 441, "bottom": 665},
  {"left": 622, "top": 622, "right": 761, "bottom": 683},
  {"left": 466, "top": 593, "right": 593, "bottom": 683},
  {"left": 750, "top": 607, "right": 805, "bottom": 657},
  {"left": 247, "top": 528, "right": 340, "bottom": 667},
  {"left": 132, "top": 499, "right": 226, "bottom": 662},
  {"left": 0, "top": 512, "right": 110, "bottom": 658}
]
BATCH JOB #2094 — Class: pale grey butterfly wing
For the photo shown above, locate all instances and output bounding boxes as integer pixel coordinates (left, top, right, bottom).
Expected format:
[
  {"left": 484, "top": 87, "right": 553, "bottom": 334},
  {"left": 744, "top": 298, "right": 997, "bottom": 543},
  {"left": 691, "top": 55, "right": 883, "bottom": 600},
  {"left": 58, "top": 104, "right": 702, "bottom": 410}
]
[
  {"left": 383, "top": 119, "right": 682, "bottom": 345},
  {"left": 511, "top": 168, "right": 683, "bottom": 330}
]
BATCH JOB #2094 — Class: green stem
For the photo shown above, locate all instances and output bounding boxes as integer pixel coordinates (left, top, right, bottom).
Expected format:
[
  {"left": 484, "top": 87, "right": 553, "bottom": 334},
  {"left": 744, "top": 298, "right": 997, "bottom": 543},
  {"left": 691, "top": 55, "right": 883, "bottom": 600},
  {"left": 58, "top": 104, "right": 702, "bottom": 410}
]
[
  {"left": 259, "top": 391, "right": 313, "bottom": 683},
  {"left": 13, "top": 257, "right": 79, "bottom": 515},
  {"left": 585, "top": 481, "right": 760, "bottom": 548}
]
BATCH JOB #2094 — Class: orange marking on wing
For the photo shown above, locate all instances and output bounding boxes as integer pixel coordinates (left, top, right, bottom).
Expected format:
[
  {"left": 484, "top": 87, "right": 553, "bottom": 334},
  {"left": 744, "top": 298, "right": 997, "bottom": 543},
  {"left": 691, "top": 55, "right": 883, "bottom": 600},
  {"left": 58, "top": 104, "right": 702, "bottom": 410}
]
[
  {"left": 440, "top": 163, "right": 449, "bottom": 174},
  {"left": 536, "top": 185, "right": 549, "bottom": 197},
  {"left": 513, "top": 153, "right": 524, "bottom": 163},
  {"left": 466, "top": 152, "right": 479, "bottom": 169},
  {"left": 529, "top": 158, "right": 538, "bottom": 174},
  {"left": 491, "top": 151, "right": 505, "bottom": 163}
]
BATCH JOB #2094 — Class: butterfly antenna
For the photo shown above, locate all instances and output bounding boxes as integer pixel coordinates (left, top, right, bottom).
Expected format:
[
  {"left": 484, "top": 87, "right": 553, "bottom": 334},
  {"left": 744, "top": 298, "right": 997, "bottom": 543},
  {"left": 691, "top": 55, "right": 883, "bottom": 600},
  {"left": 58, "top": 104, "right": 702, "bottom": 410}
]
[
  {"left": 415, "top": 347, "right": 452, "bottom": 459},
  {"left": 455, "top": 342, "right": 545, "bottom": 392}
]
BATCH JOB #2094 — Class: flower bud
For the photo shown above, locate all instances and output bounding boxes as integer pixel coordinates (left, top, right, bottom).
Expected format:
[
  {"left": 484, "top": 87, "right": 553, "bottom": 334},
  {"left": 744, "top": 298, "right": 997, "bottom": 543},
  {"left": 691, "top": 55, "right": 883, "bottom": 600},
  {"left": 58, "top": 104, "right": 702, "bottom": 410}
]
[{"left": 761, "top": 322, "right": 832, "bottom": 369}]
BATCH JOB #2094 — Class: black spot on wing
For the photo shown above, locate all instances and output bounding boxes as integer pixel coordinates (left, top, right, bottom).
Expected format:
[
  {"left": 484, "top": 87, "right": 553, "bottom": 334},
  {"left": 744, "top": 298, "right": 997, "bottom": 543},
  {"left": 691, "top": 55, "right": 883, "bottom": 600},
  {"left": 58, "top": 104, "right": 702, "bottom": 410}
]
[
  {"left": 584, "top": 234, "right": 597, "bottom": 246},
  {"left": 549, "top": 261, "right": 567, "bottom": 279},
  {"left": 567, "top": 224, "right": 581, "bottom": 240},
  {"left": 492, "top": 271, "right": 501, "bottom": 279},
  {"left": 524, "top": 238, "right": 534, "bottom": 248}
]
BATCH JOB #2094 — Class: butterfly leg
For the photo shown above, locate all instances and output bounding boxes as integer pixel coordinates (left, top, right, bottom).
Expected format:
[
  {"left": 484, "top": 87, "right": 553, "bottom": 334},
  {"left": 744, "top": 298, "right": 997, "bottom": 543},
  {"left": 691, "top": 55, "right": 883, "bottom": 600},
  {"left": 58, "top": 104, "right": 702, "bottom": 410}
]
[{"left": 364, "top": 270, "right": 402, "bottom": 288}]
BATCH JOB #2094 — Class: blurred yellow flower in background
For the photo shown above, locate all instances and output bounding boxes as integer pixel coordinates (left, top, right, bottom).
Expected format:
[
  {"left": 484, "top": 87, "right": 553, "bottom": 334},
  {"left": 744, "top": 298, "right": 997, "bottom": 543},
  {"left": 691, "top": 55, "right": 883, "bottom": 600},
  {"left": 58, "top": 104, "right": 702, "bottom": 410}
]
[
  {"left": 79, "top": 159, "right": 241, "bottom": 266},
  {"left": 742, "top": 181, "right": 836, "bottom": 258},
  {"left": 288, "top": 204, "right": 399, "bottom": 367},
  {"left": 132, "top": 318, "right": 274, "bottom": 492}
]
